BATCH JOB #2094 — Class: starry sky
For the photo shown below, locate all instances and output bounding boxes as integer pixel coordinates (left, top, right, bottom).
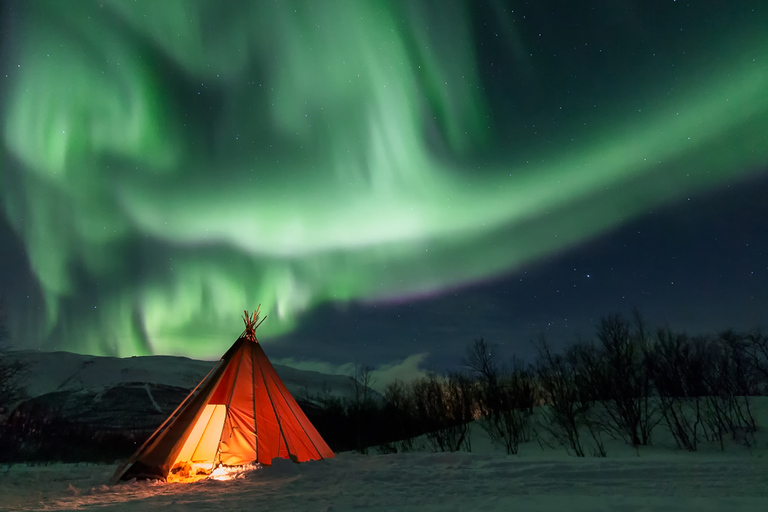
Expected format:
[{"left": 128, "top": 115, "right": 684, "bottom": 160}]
[{"left": 1, "top": 0, "right": 766, "bottom": 383}]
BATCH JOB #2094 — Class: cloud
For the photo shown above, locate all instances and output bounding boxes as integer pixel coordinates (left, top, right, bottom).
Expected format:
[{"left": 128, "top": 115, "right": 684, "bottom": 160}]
[{"left": 369, "top": 353, "right": 430, "bottom": 390}]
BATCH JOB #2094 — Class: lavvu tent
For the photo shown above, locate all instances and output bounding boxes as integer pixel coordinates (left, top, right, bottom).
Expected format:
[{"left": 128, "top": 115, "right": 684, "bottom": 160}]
[{"left": 110, "top": 308, "right": 334, "bottom": 483}]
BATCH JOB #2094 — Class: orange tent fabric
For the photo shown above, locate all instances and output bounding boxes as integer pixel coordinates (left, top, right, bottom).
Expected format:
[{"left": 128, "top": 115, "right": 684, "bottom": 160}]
[{"left": 110, "top": 311, "right": 334, "bottom": 483}]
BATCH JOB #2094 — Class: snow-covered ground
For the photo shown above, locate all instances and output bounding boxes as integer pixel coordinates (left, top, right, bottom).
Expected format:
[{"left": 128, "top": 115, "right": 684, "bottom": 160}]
[
  {"left": 3, "top": 450, "right": 768, "bottom": 512},
  {"left": 5, "top": 405, "right": 768, "bottom": 512}
]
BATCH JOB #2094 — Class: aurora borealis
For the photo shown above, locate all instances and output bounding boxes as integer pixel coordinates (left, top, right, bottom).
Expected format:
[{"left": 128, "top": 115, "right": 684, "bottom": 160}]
[{"left": 1, "top": 1, "right": 767, "bottom": 370}]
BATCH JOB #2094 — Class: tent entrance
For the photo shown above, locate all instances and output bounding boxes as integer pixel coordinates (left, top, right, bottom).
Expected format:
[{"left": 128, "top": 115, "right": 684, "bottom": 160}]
[{"left": 169, "top": 404, "right": 227, "bottom": 481}]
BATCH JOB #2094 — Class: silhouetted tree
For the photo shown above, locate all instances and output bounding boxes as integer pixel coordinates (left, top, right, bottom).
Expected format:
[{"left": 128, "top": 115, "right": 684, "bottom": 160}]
[
  {"left": 743, "top": 331, "right": 768, "bottom": 388},
  {"left": 350, "top": 365, "right": 377, "bottom": 453},
  {"left": 465, "top": 339, "right": 534, "bottom": 454},
  {"left": 701, "top": 332, "right": 757, "bottom": 448},
  {"left": 0, "top": 301, "right": 25, "bottom": 418},
  {"left": 533, "top": 337, "right": 588, "bottom": 457},
  {"left": 412, "top": 372, "right": 474, "bottom": 452},
  {"left": 591, "top": 313, "right": 660, "bottom": 446},
  {"left": 379, "top": 380, "right": 419, "bottom": 452},
  {"left": 647, "top": 329, "right": 707, "bottom": 451}
]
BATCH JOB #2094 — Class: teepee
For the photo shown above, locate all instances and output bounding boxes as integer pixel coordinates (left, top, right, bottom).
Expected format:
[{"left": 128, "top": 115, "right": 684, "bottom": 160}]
[{"left": 111, "top": 308, "right": 334, "bottom": 483}]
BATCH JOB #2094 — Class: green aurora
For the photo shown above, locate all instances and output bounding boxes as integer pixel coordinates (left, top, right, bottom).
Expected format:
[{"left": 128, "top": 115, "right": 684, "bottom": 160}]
[{"left": 2, "top": 0, "right": 767, "bottom": 357}]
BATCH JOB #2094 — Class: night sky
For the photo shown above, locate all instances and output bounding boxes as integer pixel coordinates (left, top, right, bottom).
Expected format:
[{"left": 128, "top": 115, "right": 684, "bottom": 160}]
[{"left": 1, "top": 1, "right": 766, "bottom": 384}]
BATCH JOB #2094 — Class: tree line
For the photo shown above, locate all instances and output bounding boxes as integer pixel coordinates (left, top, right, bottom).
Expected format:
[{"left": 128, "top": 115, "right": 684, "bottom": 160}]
[
  {"left": 306, "top": 313, "right": 768, "bottom": 456},
  {"left": 1, "top": 311, "right": 767, "bottom": 462}
]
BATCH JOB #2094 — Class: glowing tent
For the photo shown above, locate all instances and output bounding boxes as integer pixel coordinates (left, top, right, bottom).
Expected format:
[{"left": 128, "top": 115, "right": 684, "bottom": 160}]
[{"left": 110, "top": 308, "right": 334, "bottom": 483}]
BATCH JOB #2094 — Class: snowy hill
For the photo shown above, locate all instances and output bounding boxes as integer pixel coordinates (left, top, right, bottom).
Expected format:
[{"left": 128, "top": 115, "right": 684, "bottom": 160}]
[
  {"left": 5, "top": 350, "right": 366, "bottom": 433},
  {"left": 10, "top": 350, "right": 359, "bottom": 401}
]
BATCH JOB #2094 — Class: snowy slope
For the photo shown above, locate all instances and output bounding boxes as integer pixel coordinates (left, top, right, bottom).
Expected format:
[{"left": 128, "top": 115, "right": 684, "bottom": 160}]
[
  {"left": 10, "top": 350, "right": 359, "bottom": 400},
  {"left": 5, "top": 350, "right": 367, "bottom": 433}
]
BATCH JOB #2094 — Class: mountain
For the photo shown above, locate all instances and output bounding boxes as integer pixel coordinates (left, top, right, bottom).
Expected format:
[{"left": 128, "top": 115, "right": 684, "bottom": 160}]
[
  {"left": 6, "top": 350, "right": 363, "bottom": 433},
  {"left": 10, "top": 350, "right": 358, "bottom": 400}
]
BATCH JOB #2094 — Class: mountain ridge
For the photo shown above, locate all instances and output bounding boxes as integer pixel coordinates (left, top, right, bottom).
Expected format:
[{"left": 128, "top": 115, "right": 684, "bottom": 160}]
[{"left": 8, "top": 349, "right": 360, "bottom": 402}]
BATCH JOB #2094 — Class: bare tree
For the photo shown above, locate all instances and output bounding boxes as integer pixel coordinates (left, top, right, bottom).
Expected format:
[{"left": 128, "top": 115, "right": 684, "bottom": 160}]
[
  {"left": 648, "top": 329, "right": 706, "bottom": 451},
  {"left": 412, "top": 372, "right": 474, "bottom": 452},
  {"left": 700, "top": 332, "right": 758, "bottom": 448},
  {"left": 379, "top": 380, "right": 419, "bottom": 453},
  {"left": 464, "top": 338, "right": 501, "bottom": 390},
  {"left": 592, "top": 313, "right": 660, "bottom": 446},
  {"left": 567, "top": 341, "right": 613, "bottom": 457},
  {"left": 352, "top": 365, "right": 375, "bottom": 405},
  {"left": 350, "top": 365, "right": 377, "bottom": 453},
  {"left": 465, "top": 339, "right": 534, "bottom": 454},
  {"left": 0, "top": 356, "right": 24, "bottom": 417},
  {"left": 533, "top": 337, "right": 587, "bottom": 457},
  {"left": 743, "top": 331, "right": 768, "bottom": 391},
  {"left": 0, "top": 301, "right": 25, "bottom": 418}
]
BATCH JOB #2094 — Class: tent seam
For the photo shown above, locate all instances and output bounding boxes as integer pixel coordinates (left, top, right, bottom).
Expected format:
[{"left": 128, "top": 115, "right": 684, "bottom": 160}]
[
  {"left": 219, "top": 345, "right": 245, "bottom": 465},
  {"left": 269, "top": 373, "right": 324, "bottom": 458},
  {"left": 255, "top": 349, "right": 292, "bottom": 460},
  {"left": 251, "top": 344, "right": 258, "bottom": 462}
]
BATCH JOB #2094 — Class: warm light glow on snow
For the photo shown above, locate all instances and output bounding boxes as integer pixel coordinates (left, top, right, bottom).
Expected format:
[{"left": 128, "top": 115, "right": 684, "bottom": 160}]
[
  {"left": 165, "top": 463, "right": 260, "bottom": 483},
  {"left": 209, "top": 464, "right": 260, "bottom": 482}
]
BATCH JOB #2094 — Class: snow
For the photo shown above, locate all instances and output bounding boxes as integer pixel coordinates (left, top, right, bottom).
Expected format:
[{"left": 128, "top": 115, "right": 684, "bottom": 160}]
[
  {"left": 2, "top": 451, "right": 768, "bottom": 512},
  {"left": 10, "top": 350, "right": 360, "bottom": 401},
  {"left": 143, "top": 383, "right": 163, "bottom": 413},
  {"left": 5, "top": 404, "right": 768, "bottom": 512},
  {"left": 4, "top": 352, "right": 768, "bottom": 511}
]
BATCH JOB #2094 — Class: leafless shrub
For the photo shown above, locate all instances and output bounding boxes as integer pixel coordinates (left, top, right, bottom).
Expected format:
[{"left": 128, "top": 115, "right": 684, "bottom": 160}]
[
  {"left": 379, "top": 380, "right": 419, "bottom": 453},
  {"left": 701, "top": 332, "right": 758, "bottom": 448},
  {"left": 647, "top": 329, "right": 760, "bottom": 451},
  {"left": 743, "top": 331, "right": 768, "bottom": 389},
  {"left": 0, "top": 302, "right": 26, "bottom": 420},
  {"left": 465, "top": 339, "right": 534, "bottom": 454},
  {"left": 533, "top": 337, "right": 588, "bottom": 457},
  {"left": 350, "top": 365, "right": 377, "bottom": 454},
  {"left": 412, "top": 372, "right": 474, "bottom": 452},
  {"left": 589, "top": 313, "right": 661, "bottom": 446},
  {"left": 647, "top": 330, "right": 706, "bottom": 451},
  {"left": 567, "top": 342, "right": 612, "bottom": 457}
]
